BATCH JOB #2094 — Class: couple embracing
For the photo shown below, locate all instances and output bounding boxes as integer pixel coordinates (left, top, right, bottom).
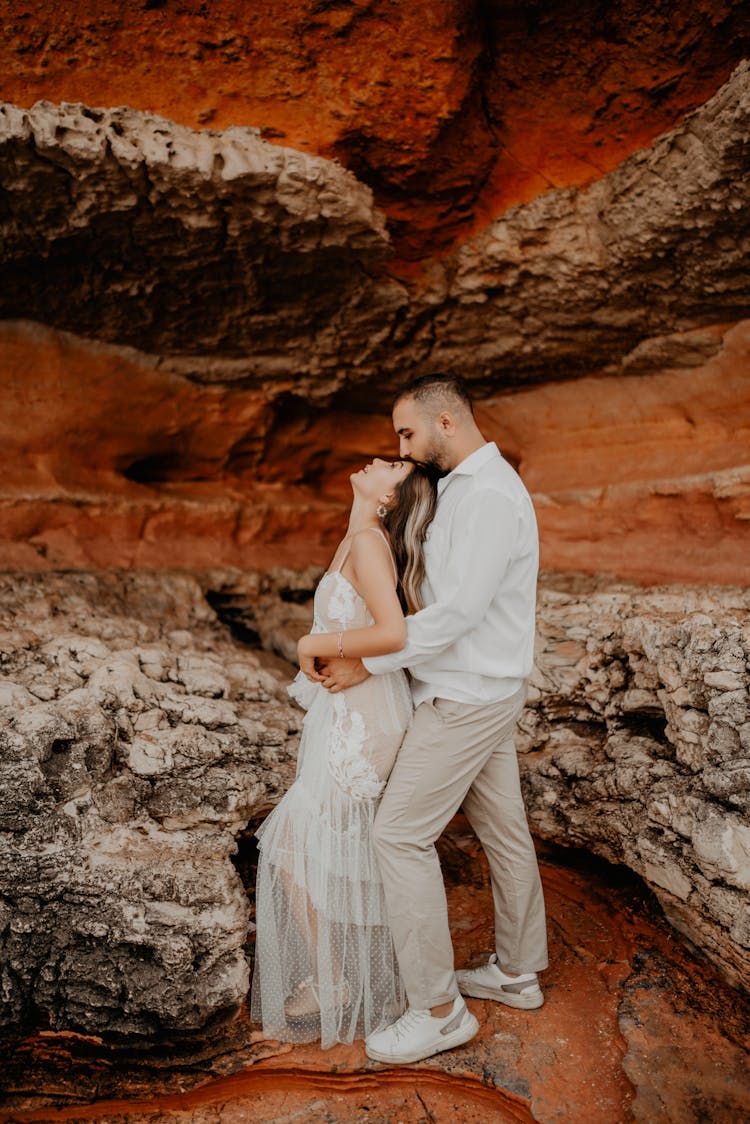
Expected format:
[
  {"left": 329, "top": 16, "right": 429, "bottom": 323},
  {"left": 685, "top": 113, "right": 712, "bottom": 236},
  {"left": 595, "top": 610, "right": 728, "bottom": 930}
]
[{"left": 250, "top": 374, "right": 548, "bottom": 1064}]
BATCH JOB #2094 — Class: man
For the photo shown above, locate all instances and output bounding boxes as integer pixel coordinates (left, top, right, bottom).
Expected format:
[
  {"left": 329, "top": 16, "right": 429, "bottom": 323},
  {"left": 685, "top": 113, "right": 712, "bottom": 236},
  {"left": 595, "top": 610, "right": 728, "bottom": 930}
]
[{"left": 319, "top": 373, "right": 548, "bottom": 1064}]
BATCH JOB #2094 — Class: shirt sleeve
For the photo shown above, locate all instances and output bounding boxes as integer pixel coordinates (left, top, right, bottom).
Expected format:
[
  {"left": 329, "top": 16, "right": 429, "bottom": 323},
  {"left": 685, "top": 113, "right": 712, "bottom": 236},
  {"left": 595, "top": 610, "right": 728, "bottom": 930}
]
[{"left": 363, "top": 487, "right": 520, "bottom": 675}]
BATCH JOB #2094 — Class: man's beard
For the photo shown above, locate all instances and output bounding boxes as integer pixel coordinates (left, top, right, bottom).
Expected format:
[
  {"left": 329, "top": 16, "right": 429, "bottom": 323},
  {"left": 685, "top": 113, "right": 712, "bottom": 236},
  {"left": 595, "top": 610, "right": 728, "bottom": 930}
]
[{"left": 415, "top": 437, "right": 452, "bottom": 476}]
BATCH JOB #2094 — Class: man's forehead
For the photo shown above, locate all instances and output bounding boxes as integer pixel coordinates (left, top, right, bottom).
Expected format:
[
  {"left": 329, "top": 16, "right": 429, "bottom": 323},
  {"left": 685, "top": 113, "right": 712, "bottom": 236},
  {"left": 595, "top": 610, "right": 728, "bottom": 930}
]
[{"left": 392, "top": 396, "right": 420, "bottom": 428}]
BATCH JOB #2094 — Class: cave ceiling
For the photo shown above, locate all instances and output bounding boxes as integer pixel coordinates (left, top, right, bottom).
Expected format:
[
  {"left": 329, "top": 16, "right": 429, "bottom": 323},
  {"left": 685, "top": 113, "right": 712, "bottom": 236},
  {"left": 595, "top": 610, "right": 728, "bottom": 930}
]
[
  {"left": 0, "top": 60, "right": 749, "bottom": 401},
  {"left": 0, "top": 0, "right": 749, "bottom": 398}
]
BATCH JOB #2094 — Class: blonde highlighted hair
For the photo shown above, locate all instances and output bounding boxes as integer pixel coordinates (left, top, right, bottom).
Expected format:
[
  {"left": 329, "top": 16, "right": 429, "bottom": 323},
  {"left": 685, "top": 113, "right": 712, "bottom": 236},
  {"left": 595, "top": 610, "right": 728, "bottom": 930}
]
[{"left": 383, "top": 464, "right": 440, "bottom": 614}]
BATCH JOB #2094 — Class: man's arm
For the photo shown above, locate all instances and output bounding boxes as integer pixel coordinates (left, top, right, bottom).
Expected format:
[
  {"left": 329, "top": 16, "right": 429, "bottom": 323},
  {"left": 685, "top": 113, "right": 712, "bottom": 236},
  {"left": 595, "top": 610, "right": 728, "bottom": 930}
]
[{"left": 363, "top": 489, "right": 520, "bottom": 676}]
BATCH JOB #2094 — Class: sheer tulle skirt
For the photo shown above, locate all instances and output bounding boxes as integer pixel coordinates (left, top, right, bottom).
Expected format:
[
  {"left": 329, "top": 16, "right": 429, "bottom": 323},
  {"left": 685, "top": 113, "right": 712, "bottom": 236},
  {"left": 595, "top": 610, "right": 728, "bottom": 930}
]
[{"left": 250, "top": 671, "right": 411, "bottom": 1047}]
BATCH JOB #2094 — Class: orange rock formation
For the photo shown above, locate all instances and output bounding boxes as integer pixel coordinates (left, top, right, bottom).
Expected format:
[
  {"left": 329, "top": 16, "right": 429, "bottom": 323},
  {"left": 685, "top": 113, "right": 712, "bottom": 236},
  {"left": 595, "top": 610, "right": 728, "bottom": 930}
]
[
  {"left": 1, "top": 5, "right": 749, "bottom": 582},
  {"left": 2, "top": 0, "right": 748, "bottom": 260},
  {"left": 0, "top": 12, "right": 748, "bottom": 1103},
  {"left": 1, "top": 318, "right": 747, "bottom": 583}
]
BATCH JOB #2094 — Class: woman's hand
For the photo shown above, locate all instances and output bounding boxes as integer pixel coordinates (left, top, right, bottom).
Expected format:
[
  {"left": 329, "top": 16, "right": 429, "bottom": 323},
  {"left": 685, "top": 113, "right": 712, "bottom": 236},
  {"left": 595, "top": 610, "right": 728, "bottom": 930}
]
[{"left": 297, "top": 634, "right": 324, "bottom": 683}]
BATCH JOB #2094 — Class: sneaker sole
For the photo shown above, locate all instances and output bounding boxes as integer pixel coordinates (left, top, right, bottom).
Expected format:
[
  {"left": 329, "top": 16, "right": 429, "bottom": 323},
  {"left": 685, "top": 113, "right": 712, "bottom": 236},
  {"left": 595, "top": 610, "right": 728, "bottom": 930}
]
[
  {"left": 456, "top": 980, "right": 544, "bottom": 1010},
  {"left": 365, "top": 1012, "right": 480, "bottom": 1065}
]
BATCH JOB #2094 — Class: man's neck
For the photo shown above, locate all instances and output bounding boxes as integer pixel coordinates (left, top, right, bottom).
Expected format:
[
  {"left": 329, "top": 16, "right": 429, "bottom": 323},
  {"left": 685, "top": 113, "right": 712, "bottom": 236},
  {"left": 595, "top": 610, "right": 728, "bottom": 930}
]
[{"left": 446, "top": 433, "right": 488, "bottom": 472}]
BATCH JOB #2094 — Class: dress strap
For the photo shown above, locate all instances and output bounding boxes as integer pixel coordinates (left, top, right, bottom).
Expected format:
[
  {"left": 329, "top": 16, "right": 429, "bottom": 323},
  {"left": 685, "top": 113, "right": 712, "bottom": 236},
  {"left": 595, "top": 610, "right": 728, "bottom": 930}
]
[{"left": 357, "top": 526, "right": 399, "bottom": 587}]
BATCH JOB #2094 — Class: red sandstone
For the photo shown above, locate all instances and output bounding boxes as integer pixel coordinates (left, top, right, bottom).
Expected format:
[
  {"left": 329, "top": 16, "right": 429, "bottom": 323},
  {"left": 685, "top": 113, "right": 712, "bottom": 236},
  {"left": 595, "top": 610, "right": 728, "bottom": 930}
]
[{"left": 1, "top": 320, "right": 747, "bottom": 584}]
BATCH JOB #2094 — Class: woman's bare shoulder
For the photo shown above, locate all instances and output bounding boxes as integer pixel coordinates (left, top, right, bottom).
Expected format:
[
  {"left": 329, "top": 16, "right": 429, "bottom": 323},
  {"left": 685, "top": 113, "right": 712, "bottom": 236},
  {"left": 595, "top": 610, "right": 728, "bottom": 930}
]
[{"left": 349, "top": 527, "right": 393, "bottom": 562}]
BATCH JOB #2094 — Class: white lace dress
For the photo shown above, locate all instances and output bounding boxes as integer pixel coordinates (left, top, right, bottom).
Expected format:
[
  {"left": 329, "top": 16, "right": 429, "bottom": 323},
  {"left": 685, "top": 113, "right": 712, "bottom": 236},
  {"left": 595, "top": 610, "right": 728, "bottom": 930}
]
[{"left": 250, "top": 545, "right": 413, "bottom": 1047}]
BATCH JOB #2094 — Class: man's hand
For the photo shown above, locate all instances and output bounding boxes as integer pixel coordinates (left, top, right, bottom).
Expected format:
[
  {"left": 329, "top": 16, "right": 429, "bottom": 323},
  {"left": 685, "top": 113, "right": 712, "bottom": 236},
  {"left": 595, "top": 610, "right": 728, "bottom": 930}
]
[{"left": 317, "top": 657, "right": 370, "bottom": 693}]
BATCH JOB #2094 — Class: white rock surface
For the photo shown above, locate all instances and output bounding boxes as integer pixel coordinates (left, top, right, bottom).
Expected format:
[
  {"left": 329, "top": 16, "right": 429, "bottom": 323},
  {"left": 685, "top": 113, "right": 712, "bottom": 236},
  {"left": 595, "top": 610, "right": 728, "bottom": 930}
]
[{"left": 0, "top": 570, "right": 300, "bottom": 1036}]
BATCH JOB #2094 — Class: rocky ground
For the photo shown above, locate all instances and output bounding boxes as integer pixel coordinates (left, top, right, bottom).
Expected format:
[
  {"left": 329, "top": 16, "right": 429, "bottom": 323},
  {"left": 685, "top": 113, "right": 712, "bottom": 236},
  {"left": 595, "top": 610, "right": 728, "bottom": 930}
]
[{"left": 0, "top": 827, "right": 748, "bottom": 1123}]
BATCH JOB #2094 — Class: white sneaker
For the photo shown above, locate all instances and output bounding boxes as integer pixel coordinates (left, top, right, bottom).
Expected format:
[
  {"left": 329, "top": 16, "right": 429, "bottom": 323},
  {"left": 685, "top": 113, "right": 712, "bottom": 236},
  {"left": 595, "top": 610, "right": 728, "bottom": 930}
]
[
  {"left": 365, "top": 995, "right": 479, "bottom": 1064},
  {"left": 456, "top": 954, "right": 544, "bottom": 1009}
]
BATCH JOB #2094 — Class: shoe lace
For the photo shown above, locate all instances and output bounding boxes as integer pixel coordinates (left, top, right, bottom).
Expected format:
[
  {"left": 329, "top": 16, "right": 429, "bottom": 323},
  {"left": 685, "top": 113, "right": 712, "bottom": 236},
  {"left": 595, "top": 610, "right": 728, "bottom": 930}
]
[{"left": 392, "top": 1007, "right": 429, "bottom": 1041}]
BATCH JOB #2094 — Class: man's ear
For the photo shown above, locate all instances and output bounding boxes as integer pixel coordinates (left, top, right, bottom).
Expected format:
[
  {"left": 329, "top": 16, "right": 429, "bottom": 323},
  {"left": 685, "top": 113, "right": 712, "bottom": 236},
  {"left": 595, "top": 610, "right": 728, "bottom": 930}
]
[{"left": 437, "top": 411, "right": 456, "bottom": 435}]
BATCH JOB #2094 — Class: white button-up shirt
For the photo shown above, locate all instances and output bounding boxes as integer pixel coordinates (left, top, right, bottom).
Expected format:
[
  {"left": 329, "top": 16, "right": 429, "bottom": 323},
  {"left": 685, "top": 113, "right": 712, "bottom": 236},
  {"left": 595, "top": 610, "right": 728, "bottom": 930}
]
[{"left": 363, "top": 441, "right": 539, "bottom": 706}]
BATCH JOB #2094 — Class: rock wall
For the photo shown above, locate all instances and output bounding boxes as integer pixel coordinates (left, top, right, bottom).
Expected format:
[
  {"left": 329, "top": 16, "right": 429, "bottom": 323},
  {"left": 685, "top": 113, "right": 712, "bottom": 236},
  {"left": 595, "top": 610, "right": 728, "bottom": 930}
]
[
  {"left": 1, "top": 316, "right": 747, "bottom": 583},
  {"left": 0, "top": 63, "right": 748, "bottom": 582},
  {"left": 0, "top": 570, "right": 300, "bottom": 1036},
  {"left": 1, "top": 570, "right": 747, "bottom": 1047},
  {"left": 0, "top": 99, "right": 394, "bottom": 360},
  {"left": 520, "top": 580, "right": 750, "bottom": 990},
  {"left": 2, "top": 64, "right": 749, "bottom": 378}
]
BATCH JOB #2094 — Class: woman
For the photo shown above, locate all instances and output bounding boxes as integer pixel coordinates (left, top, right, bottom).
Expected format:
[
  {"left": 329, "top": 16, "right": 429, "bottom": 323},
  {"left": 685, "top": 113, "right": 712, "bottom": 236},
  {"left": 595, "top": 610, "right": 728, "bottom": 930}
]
[{"left": 250, "top": 457, "right": 438, "bottom": 1048}]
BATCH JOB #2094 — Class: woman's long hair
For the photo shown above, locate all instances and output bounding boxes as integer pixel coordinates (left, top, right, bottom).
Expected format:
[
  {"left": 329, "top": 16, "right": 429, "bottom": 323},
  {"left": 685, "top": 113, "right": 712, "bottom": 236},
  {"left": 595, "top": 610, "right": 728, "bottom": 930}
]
[{"left": 383, "top": 464, "right": 439, "bottom": 614}]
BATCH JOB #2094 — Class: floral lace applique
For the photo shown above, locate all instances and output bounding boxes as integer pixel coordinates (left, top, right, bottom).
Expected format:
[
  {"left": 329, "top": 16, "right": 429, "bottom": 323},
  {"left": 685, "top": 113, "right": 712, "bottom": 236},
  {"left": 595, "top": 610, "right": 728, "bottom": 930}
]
[
  {"left": 327, "top": 694, "right": 385, "bottom": 801},
  {"left": 325, "top": 572, "right": 358, "bottom": 627}
]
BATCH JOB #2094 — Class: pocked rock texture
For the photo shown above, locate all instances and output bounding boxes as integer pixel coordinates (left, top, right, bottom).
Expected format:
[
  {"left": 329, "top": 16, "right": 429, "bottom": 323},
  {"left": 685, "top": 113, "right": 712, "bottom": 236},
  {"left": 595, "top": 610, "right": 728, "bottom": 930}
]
[
  {"left": 0, "top": 99, "right": 396, "bottom": 365},
  {"left": 1, "top": 568, "right": 747, "bottom": 1049},
  {"left": 520, "top": 580, "right": 750, "bottom": 990},
  {"left": 0, "top": 570, "right": 301, "bottom": 1036},
  {"left": 2, "top": 0, "right": 748, "bottom": 260},
  {"left": 1, "top": 63, "right": 749, "bottom": 378}
]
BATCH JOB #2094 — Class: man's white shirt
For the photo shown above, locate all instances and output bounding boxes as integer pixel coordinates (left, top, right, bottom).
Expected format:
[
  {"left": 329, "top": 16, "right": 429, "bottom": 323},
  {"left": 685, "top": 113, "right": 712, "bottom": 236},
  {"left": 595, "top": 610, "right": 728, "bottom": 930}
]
[{"left": 363, "top": 441, "right": 538, "bottom": 706}]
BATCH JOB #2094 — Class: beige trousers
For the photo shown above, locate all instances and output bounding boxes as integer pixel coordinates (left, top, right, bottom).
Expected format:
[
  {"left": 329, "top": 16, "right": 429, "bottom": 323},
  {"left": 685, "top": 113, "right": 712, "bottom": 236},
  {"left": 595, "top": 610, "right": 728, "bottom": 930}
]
[{"left": 372, "top": 685, "right": 548, "bottom": 1009}]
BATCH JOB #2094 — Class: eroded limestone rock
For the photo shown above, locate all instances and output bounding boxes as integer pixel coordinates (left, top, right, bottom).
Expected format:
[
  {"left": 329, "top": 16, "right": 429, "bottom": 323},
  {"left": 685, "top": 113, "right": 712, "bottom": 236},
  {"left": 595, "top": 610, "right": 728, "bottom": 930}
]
[
  {"left": 0, "top": 98, "right": 403, "bottom": 370},
  {"left": 423, "top": 59, "right": 750, "bottom": 387},
  {"left": 0, "top": 63, "right": 747, "bottom": 388},
  {"left": 0, "top": 571, "right": 300, "bottom": 1036},
  {"left": 0, "top": 567, "right": 748, "bottom": 1048},
  {"left": 520, "top": 580, "right": 750, "bottom": 989}
]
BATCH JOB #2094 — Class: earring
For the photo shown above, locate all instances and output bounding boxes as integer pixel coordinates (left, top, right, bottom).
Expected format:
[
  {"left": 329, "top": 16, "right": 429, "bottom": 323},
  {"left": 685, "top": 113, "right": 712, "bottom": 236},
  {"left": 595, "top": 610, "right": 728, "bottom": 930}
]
[{"left": 376, "top": 503, "right": 388, "bottom": 519}]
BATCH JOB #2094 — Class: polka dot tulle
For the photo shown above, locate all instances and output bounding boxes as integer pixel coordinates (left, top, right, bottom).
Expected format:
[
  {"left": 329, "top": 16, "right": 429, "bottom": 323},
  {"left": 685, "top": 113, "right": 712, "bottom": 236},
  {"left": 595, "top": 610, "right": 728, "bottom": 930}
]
[{"left": 250, "top": 567, "right": 413, "bottom": 1047}]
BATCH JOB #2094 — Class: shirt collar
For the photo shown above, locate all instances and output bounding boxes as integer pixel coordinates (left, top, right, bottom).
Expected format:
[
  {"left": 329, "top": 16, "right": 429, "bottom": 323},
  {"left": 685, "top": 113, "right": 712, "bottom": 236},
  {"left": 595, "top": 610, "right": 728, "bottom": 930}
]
[{"left": 436, "top": 442, "right": 500, "bottom": 495}]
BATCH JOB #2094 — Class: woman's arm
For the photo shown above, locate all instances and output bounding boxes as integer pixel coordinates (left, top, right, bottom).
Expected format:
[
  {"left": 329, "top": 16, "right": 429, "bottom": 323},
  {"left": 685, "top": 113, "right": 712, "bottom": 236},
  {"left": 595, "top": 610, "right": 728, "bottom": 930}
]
[{"left": 298, "top": 533, "right": 405, "bottom": 679}]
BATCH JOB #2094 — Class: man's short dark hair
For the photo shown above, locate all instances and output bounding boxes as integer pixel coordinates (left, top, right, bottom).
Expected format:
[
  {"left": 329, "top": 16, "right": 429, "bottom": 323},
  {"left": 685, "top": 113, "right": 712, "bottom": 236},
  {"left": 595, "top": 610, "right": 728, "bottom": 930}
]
[{"left": 395, "top": 373, "right": 474, "bottom": 417}]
